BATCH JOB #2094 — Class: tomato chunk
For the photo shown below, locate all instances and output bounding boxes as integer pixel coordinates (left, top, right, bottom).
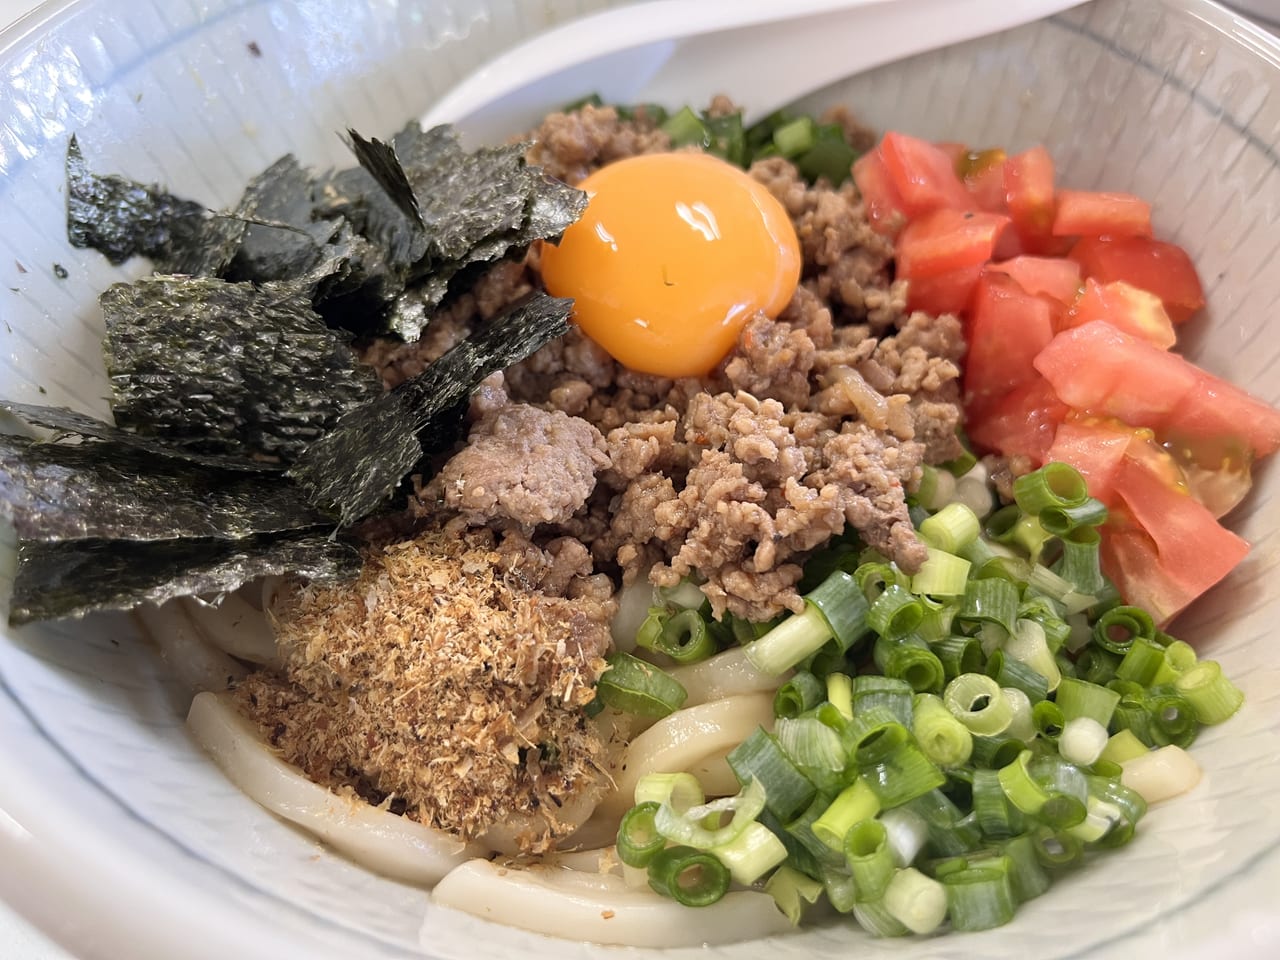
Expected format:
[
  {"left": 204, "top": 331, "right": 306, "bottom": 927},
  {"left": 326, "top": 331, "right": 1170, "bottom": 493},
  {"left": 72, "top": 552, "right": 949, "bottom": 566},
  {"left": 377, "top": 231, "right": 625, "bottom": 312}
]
[
  {"left": 1063, "top": 279, "right": 1176, "bottom": 349},
  {"left": 957, "top": 148, "right": 1008, "bottom": 213},
  {"left": 1052, "top": 190, "right": 1152, "bottom": 238},
  {"left": 1068, "top": 236, "right": 1205, "bottom": 323},
  {"left": 904, "top": 263, "right": 983, "bottom": 317},
  {"left": 1003, "top": 146, "right": 1060, "bottom": 254},
  {"left": 1034, "top": 321, "right": 1199, "bottom": 428},
  {"left": 987, "top": 256, "right": 1082, "bottom": 305},
  {"left": 879, "top": 132, "right": 972, "bottom": 216},
  {"left": 1105, "top": 454, "right": 1249, "bottom": 624},
  {"left": 964, "top": 272, "right": 1055, "bottom": 407},
  {"left": 1042, "top": 418, "right": 1137, "bottom": 506},
  {"left": 896, "top": 209, "right": 1011, "bottom": 279},
  {"left": 853, "top": 150, "right": 908, "bottom": 236},
  {"left": 967, "top": 376, "right": 1068, "bottom": 463}
]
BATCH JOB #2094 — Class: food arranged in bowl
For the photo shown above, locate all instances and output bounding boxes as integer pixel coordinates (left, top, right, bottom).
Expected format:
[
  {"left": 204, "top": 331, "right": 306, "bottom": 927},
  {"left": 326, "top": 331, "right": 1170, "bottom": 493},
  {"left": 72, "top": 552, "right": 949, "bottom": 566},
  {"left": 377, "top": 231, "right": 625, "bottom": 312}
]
[
  {"left": 2, "top": 1, "right": 1280, "bottom": 958},
  {"left": 3, "top": 74, "right": 1277, "bottom": 947}
]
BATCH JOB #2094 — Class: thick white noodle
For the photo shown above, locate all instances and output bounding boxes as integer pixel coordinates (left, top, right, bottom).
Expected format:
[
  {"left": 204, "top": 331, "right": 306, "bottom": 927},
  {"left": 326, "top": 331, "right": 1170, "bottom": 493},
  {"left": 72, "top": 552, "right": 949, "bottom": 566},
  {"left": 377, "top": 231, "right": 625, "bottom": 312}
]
[
  {"left": 600, "top": 692, "right": 776, "bottom": 816},
  {"left": 479, "top": 786, "right": 601, "bottom": 857},
  {"left": 181, "top": 591, "right": 279, "bottom": 665},
  {"left": 610, "top": 579, "right": 658, "bottom": 652},
  {"left": 135, "top": 601, "right": 247, "bottom": 694},
  {"left": 430, "top": 859, "right": 792, "bottom": 947},
  {"left": 669, "top": 646, "right": 789, "bottom": 707},
  {"left": 186, "top": 691, "right": 485, "bottom": 887}
]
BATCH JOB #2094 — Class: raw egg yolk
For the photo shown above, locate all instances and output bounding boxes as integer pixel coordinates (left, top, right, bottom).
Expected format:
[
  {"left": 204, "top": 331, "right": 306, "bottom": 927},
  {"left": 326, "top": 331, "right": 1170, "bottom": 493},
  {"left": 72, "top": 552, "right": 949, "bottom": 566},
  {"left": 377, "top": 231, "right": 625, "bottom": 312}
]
[{"left": 539, "top": 152, "right": 801, "bottom": 378}]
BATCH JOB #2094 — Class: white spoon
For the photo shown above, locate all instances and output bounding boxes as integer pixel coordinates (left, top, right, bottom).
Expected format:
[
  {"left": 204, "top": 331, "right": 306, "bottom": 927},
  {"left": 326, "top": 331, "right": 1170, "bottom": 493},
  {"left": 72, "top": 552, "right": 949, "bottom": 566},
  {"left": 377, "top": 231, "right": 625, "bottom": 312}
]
[{"left": 422, "top": 0, "right": 1090, "bottom": 145}]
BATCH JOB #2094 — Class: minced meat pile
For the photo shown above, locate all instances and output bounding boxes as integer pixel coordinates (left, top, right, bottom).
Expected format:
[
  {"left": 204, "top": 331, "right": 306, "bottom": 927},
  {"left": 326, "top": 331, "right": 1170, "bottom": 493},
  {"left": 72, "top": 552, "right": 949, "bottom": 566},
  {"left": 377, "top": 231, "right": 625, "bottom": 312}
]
[{"left": 240, "top": 100, "right": 967, "bottom": 849}]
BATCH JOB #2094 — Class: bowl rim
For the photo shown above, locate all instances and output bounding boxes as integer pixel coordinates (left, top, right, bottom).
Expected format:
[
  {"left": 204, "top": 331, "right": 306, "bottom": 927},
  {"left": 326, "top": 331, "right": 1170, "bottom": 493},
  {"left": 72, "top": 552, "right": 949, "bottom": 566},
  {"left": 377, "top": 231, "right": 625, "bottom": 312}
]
[{"left": 1, "top": 0, "right": 1280, "bottom": 959}]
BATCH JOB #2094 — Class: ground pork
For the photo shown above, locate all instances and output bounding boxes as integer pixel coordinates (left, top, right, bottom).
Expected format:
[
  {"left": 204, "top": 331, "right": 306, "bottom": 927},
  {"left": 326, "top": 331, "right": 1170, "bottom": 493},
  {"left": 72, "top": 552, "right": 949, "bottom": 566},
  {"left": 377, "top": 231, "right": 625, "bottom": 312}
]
[
  {"left": 234, "top": 526, "right": 613, "bottom": 850},
  {"left": 424, "top": 403, "right": 609, "bottom": 528},
  {"left": 361, "top": 102, "right": 966, "bottom": 621}
]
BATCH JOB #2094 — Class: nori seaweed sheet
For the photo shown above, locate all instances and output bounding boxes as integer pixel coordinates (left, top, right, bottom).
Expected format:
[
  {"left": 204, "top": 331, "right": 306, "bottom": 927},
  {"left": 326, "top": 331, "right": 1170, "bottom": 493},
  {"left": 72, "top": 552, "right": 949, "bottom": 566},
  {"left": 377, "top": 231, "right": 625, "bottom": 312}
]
[
  {"left": 101, "top": 275, "right": 381, "bottom": 461},
  {"left": 289, "top": 292, "right": 573, "bottom": 525},
  {"left": 66, "top": 136, "right": 246, "bottom": 276},
  {"left": 0, "top": 433, "right": 331, "bottom": 542},
  {"left": 0, "top": 402, "right": 279, "bottom": 472},
  {"left": 9, "top": 532, "right": 360, "bottom": 625}
]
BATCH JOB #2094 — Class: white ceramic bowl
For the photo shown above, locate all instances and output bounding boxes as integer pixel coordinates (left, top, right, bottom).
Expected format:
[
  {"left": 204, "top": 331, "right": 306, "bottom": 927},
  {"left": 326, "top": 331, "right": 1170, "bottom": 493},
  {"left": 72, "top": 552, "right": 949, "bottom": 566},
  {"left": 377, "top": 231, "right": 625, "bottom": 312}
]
[{"left": 2, "top": 1, "right": 1279, "bottom": 958}]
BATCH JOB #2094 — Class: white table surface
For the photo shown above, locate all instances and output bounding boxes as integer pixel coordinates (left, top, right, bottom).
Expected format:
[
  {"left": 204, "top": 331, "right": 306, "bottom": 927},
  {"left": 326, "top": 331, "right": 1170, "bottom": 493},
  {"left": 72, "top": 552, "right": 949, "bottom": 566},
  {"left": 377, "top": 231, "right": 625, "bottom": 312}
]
[{"left": 1, "top": 0, "right": 1279, "bottom": 956}]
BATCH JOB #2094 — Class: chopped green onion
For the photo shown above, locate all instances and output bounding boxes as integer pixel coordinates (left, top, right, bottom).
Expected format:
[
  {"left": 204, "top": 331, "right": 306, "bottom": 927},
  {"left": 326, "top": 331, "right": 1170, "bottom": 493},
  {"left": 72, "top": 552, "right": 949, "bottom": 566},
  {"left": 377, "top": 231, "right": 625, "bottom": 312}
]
[
  {"left": 1114, "top": 635, "right": 1167, "bottom": 686},
  {"left": 617, "top": 802, "right": 665, "bottom": 867},
  {"left": 1012, "top": 462, "right": 1089, "bottom": 515},
  {"left": 944, "top": 673, "right": 1013, "bottom": 736},
  {"left": 648, "top": 608, "right": 716, "bottom": 663},
  {"left": 774, "top": 671, "right": 826, "bottom": 719},
  {"left": 861, "top": 742, "right": 947, "bottom": 809},
  {"left": 915, "top": 464, "right": 957, "bottom": 512},
  {"left": 843, "top": 819, "right": 895, "bottom": 902},
  {"left": 1055, "top": 677, "right": 1121, "bottom": 727},
  {"left": 1058, "top": 716, "right": 1109, "bottom": 766},
  {"left": 1030, "top": 825, "right": 1083, "bottom": 869},
  {"left": 726, "top": 727, "right": 816, "bottom": 822},
  {"left": 712, "top": 820, "right": 788, "bottom": 885},
  {"left": 868, "top": 584, "right": 925, "bottom": 639},
  {"left": 969, "top": 735, "right": 1026, "bottom": 770},
  {"left": 1033, "top": 700, "right": 1065, "bottom": 741},
  {"left": 634, "top": 771, "right": 703, "bottom": 809},
  {"left": 910, "top": 547, "right": 972, "bottom": 598},
  {"left": 812, "top": 777, "right": 881, "bottom": 851},
  {"left": 905, "top": 789, "right": 983, "bottom": 857},
  {"left": 646, "top": 844, "right": 731, "bottom": 907},
  {"left": 996, "top": 750, "right": 1051, "bottom": 817},
  {"left": 851, "top": 675, "right": 915, "bottom": 726},
  {"left": 827, "top": 671, "right": 854, "bottom": 719},
  {"left": 1175, "top": 659, "right": 1244, "bottom": 724},
  {"left": 785, "top": 795, "right": 850, "bottom": 868},
  {"left": 972, "top": 768, "right": 1019, "bottom": 840},
  {"left": 1028, "top": 754, "right": 1089, "bottom": 829},
  {"left": 911, "top": 693, "right": 974, "bottom": 768},
  {"left": 596, "top": 652, "right": 688, "bottom": 717},
  {"left": 1084, "top": 775, "right": 1147, "bottom": 848},
  {"left": 851, "top": 898, "right": 910, "bottom": 937},
  {"left": 844, "top": 707, "right": 910, "bottom": 765},
  {"left": 933, "top": 634, "right": 985, "bottom": 681},
  {"left": 1145, "top": 685, "right": 1198, "bottom": 748},
  {"left": 1163, "top": 639, "right": 1198, "bottom": 675},
  {"left": 1039, "top": 497, "right": 1108, "bottom": 536},
  {"left": 654, "top": 778, "right": 767, "bottom": 849},
  {"left": 854, "top": 560, "right": 907, "bottom": 601},
  {"left": 1000, "top": 833, "right": 1051, "bottom": 901},
  {"left": 984, "top": 504, "right": 1022, "bottom": 545},
  {"left": 807, "top": 570, "right": 872, "bottom": 651},
  {"left": 882, "top": 867, "right": 948, "bottom": 934},
  {"left": 1051, "top": 528, "right": 1107, "bottom": 597},
  {"left": 764, "top": 865, "right": 824, "bottom": 925},
  {"left": 821, "top": 865, "right": 859, "bottom": 913},
  {"left": 879, "top": 806, "right": 930, "bottom": 867},
  {"left": 1095, "top": 732, "right": 1146, "bottom": 773},
  {"left": 920, "top": 503, "right": 981, "bottom": 554},
  {"left": 776, "top": 716, "right": 849, "bottom": 795},
  {"left": 944, "top": 865, "right": 1017, "bottom": 931},
  {"left": 661, "top": 106, "right": 709, "bottom": 147},
  {"left": 874, "top": 635, "right": 946, "bottom": 693},
  {"left": 771, "top": 115, "right": 816, "bottom": 157},
  {"left": 957, "top": 577, "right": 1019, "bottom": 635},
  {"left": 1076, "top": 646, "right": 1121, "bottom": 685},
  {"left": 1002, "top": 687, "right": 1037, "bottom": 743},
  {"left": 984, "top": 650, "right": 1050, "bottom": 703},
  {"left": 1004, "top": 619, "right": 1061, "bottom": 693},
  {"left": 745, "top": 571, "right": 868, "bottom": 674},
  {"left": 1092, "top": 605, "right": 1156, "bottom": 654},
  {"left": 795, "top": 130, "right": 858, "bottom": 184}
]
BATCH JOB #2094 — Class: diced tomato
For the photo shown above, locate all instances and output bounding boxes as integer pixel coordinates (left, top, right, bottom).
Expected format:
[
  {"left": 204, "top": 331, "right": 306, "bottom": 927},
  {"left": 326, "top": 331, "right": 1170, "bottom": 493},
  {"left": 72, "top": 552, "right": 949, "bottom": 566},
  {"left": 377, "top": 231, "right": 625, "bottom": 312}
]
[
  {"left": 963, "top": 272, "right": 1055, "bottom": 407},
  {"left": 967, "top": 376, "right": 1068, "bottom": 463},
  {"left": 896, "top": 209, "right": 1011, "bottom": 279},
  {"left": 853, "top": 150, "right": 909, "bottom": 236},
  {"left": 1166, "top": 375, "right": 1280, "bottom": 459},
  {"left": 1035, "top": 320, "right": 1280, "bottom": 459},
  {"left": 1051, "top": 190, "right": 1152, "bottom": 238},
  {"left": 1003, "top": 146, "right": 1062, "bottom": 254},
  {"left": 1105, "top": 453, "right": 1250, "bottom": 624},
  {"left": 904, "top": 263, "right": 984, "bottom": 316},
  {"left": 1068, "top": 236, "right": 1205, "bottom": 323},
  {"left": 1063, "top": 279, "right": 1176, "bottom": 349},
  {"left": 879, "top": 132, "right": 972, "bottom": 216},
  {"left": 986, "top": 256, "right": 1082, "bottom": 305},
  {"left": 957, "top": 148, "right": 1008, "bottom": 213},
  {"left": 1042, "top": 418, "right": 1137, "bottom": 506},
  {"left": 1033, "top": 321, "right": 1199, "bottom": 428},
  {"left": 935, "top": 141, "right": 968, "bottom": 165}
]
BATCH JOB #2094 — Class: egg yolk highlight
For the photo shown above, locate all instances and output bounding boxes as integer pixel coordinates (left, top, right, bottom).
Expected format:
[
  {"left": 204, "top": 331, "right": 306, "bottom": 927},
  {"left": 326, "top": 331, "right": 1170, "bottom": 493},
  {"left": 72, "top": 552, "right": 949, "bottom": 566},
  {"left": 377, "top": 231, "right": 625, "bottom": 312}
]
[{"left": 539, "top": 152, "right": 801, "bottom": 378}]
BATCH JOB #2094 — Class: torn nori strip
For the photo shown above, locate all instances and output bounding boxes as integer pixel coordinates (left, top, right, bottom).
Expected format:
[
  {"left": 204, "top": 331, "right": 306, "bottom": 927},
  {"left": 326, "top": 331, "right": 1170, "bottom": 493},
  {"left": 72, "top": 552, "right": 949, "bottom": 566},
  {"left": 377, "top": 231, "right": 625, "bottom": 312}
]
[
  {"left": 9, "top": 532, "right": 360, "bottom": 625},
  {"left": 223, "top": 154, "right": 354, "bottom": 287},
  {"left": 101, "top": 274, "right": 381, "bottom": 461},
  {"left": 66, "top": 136, "right": 245, "bottom": 276},
  {"left": 0, "top": 433, "right": 331, "bottom": 542},
  {"left": 0, "top": 402, "right": 280, "bottom": 472},
  {"left": 344, "top": 129, "right": 424, "bottom": 229},
  {"left": 289, "top": 292, "right": 573, "bottom": 525}
]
